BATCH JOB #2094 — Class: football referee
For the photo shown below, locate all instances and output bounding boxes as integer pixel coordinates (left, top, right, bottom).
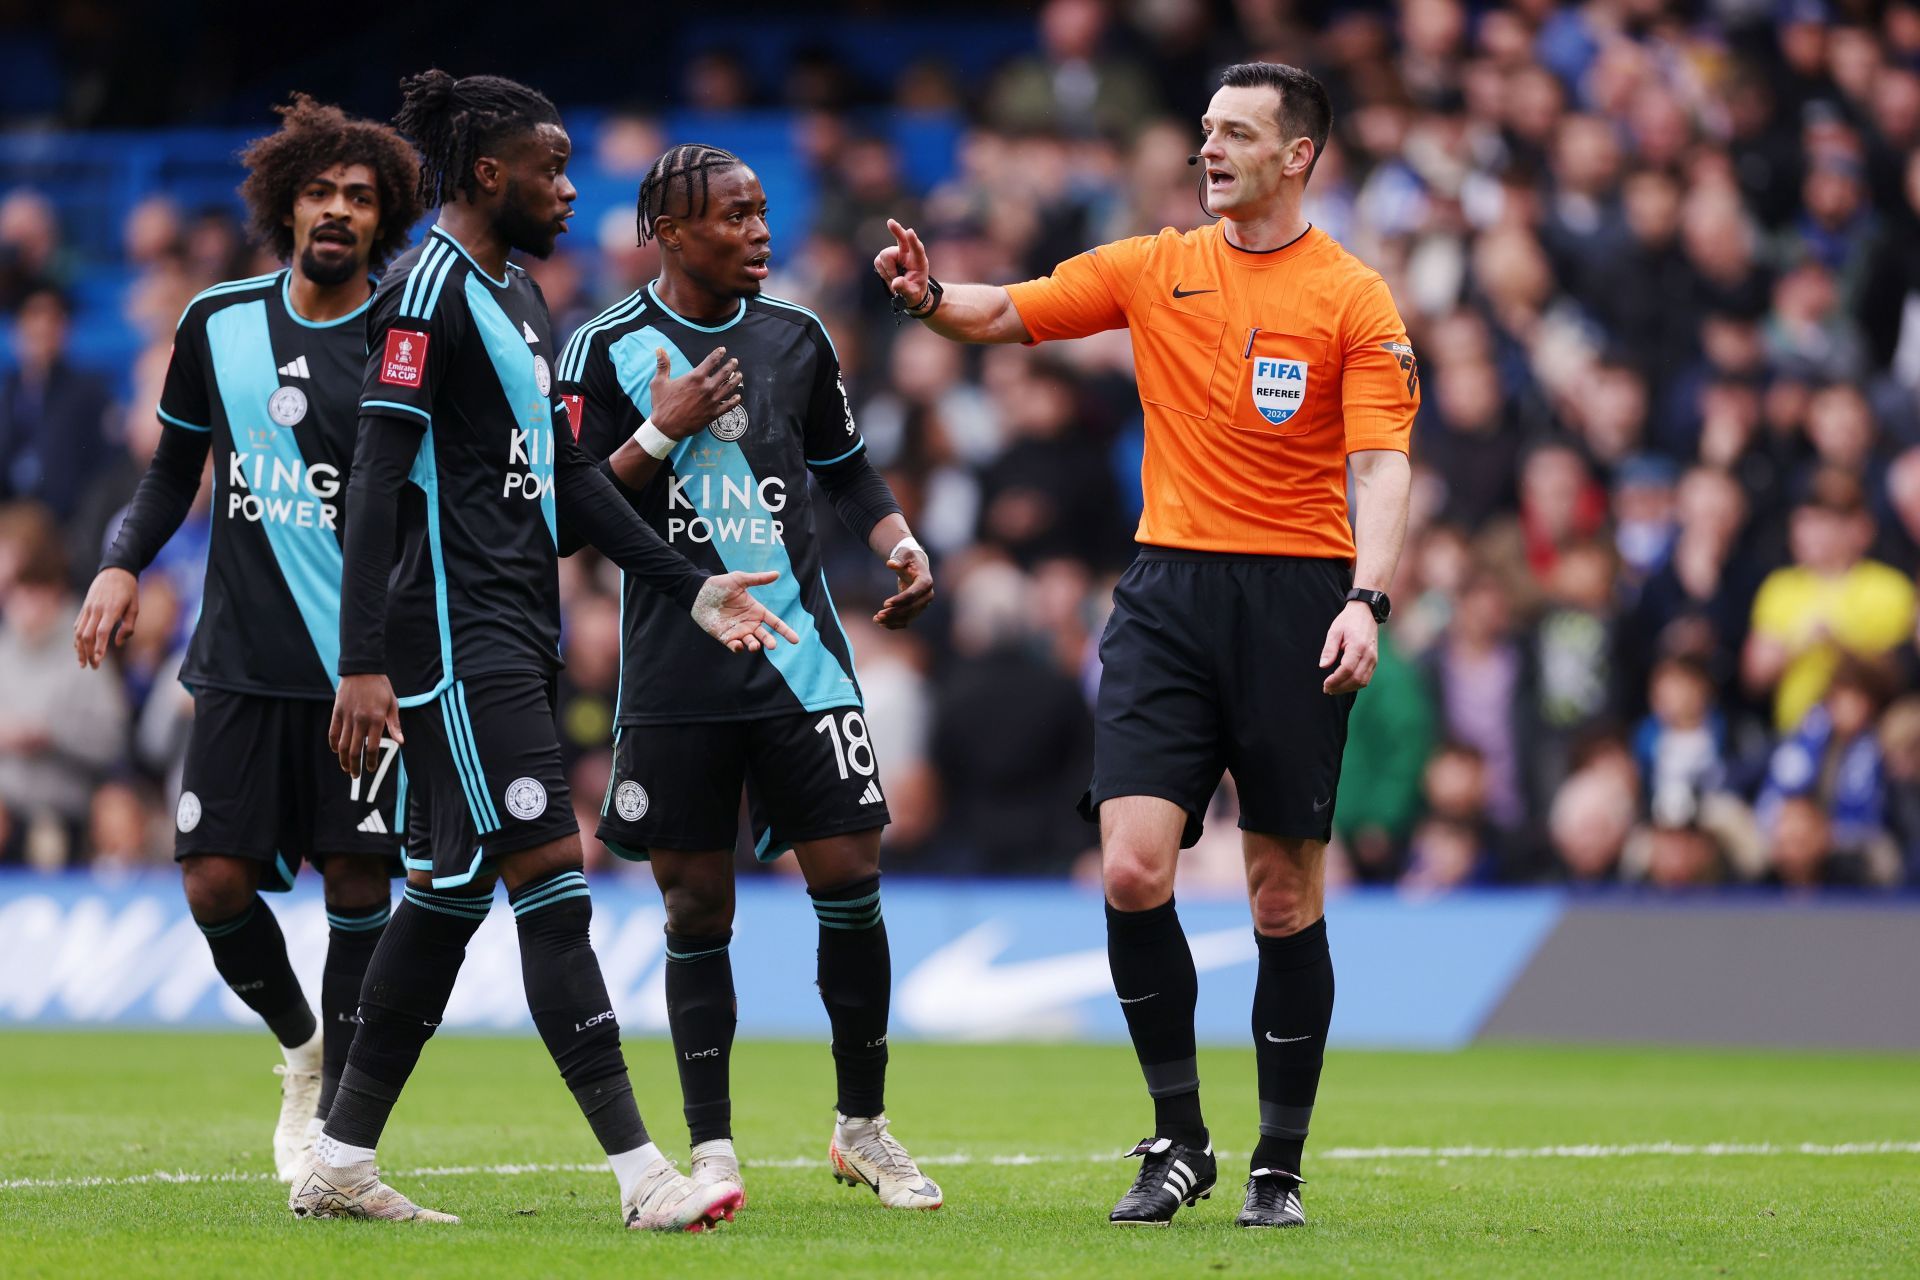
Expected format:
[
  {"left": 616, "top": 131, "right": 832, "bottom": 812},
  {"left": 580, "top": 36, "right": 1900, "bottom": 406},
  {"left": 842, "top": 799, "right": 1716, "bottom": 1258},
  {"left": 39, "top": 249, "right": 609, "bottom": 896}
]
[{"left": 873, "top": 61, "right": 1416, "bottom": 1229}]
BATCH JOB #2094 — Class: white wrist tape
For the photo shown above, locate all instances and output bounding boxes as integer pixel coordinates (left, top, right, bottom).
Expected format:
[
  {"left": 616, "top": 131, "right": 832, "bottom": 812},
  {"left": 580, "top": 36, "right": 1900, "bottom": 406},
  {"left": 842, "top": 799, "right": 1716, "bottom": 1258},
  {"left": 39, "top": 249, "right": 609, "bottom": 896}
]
[
  {"left": 633, "top": 419, "right": 674, "bottom": 459},
  {"left": 889, "top": 535, "right": 925, "bottom": 562}
]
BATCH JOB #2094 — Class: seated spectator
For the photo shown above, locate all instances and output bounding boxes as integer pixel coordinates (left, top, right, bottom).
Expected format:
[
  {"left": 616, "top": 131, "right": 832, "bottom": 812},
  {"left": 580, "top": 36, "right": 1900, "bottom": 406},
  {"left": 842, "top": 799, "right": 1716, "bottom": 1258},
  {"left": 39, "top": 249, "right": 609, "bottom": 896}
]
[
  {"left": 1877, "top": 695, "right": 1920, "bottom": 883},
  {"left": 1743, "top": 469, "right": 1915, "bottom": 730},
  {"left": 1426, "top": 568, "right": 1532, "bottom": 832},
  {"left": 929, "top": 561, "right": 1094, "bottom": 876},
  {"left": 0, "top": 505, "right": 128, "bottom": 865},
  {"left": 1548, "top": 748, "right": 1639, "bottom": 884},
  {"left": 0, "top": 189, "right": 63, "bottom": 311},
  {"left": 0, "top": 286, "right": 112, "bottom": 525},
  {"left": 1335, "top": 630, "right": 1436, "bottom": 883},
  {"left": 1634, "top": 655, "right": 1728, "bottom": 808},
  {"left": 1527, "top": 539, "right": 1624, "bottom": 804},
  {"left": 1400, "top": 817, "right": 1492, "bottom": 893},
  {"left": 1756, "top": 659, "right": 1904, "bottom": 885},
  {"left": 1637, "top": 786, "right": 1734, "bottom": 890}
]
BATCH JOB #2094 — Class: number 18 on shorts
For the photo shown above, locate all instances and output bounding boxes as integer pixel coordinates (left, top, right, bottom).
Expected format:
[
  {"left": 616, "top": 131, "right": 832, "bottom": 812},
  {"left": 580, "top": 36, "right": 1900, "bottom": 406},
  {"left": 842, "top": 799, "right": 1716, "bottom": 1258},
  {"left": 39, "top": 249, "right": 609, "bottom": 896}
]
[{"left": 597, "top": 708, "right": 891, "bottom": 858}]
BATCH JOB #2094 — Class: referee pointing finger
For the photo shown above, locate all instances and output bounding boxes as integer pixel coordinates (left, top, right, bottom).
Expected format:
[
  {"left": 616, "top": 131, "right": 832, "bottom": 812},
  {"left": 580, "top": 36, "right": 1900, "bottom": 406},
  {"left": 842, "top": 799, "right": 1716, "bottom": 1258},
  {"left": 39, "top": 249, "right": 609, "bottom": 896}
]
[{"left": 875, "top": 62, "right": 1416, "bottom": 1228}]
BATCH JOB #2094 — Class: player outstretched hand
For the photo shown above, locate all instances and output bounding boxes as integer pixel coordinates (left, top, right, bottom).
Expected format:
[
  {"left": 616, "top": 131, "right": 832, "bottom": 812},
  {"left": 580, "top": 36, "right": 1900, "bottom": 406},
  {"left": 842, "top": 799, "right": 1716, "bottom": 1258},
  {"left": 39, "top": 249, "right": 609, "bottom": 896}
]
[
  {"left": 874, "top": 542, "right": 934, "bottom": 629},
  {"left": 73, "top": 568, "right": 139, "bottom": 669},
  {"left": 651, "top": 345, "right": 743, "bottom": 438},
  {"left": 693, "top": 570, "right": 804, "bottom": 654},
  {"left": 1320, "top": 603, "right": 1379, "bottom": 695},
  {"left": 330, "top": 672, "right": 404, "bottom": 777},
  {"left": 873, "top": 218, "right": 930, "bottom": 308}
]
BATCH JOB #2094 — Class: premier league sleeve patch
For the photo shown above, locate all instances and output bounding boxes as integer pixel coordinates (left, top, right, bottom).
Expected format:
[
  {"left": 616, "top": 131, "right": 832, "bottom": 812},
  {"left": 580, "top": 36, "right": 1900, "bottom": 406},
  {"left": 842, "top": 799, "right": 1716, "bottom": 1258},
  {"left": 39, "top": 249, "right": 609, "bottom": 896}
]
[
  {"left": 1251, "top": 357, "right": 1308, "bottom": 425},
  {"left": 379, "top": 329, "right": 430, "bottom": 387}
]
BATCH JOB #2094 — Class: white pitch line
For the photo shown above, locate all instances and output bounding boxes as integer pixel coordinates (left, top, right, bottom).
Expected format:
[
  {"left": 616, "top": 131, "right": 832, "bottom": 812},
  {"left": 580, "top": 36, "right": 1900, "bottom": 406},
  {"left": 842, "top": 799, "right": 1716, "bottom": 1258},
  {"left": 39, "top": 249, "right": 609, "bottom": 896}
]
[{"left": 6, "top": 1142, "right": 1918, "bottom": 1191}]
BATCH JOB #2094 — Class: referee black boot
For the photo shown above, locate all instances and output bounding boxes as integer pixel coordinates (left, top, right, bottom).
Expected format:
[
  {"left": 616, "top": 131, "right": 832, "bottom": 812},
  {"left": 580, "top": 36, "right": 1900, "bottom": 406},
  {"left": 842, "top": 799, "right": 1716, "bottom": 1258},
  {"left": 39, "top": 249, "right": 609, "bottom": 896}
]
[
  {"left": 1234, "top": 1168, "right": 1307, "bottom": 1228},
  {"left": 1107, "top": 1137, "right": 1216, "bottom": 1226}
]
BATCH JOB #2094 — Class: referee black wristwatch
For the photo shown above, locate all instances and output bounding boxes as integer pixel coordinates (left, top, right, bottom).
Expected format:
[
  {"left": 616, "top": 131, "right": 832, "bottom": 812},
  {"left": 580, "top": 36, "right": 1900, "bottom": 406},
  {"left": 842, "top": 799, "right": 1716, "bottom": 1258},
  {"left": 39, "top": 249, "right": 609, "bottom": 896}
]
[{"left": 1346, "top": 588, "right": 1391, "bottom": 623}]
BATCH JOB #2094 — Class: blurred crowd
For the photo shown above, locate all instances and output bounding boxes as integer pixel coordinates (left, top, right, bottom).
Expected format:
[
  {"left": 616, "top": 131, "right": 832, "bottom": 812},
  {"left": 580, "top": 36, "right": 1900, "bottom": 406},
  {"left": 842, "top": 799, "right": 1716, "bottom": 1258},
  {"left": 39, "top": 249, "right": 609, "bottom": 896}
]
[{"left": 4, "top": 0, "right": 1920, "bottom": 894}]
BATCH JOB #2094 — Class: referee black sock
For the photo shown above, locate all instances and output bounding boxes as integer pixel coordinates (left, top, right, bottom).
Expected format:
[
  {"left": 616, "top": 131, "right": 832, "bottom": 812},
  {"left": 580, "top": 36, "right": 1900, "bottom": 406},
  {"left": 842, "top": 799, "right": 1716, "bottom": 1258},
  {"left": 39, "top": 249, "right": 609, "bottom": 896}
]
[
  {"left": 811, "top": 874, "right": 889, "bottom": 1118},
  {"left": 512, "top": 870, "right": 649, "bottom": 1156},
  {"left": 1106, "top": 898, "right": 1207, "bottom": 1149},
  {"left": 196, "top": 897, "right": 316, "bottom": 1049},
  {"left": 317, "top": 900, "right": 390, "bottom": 1119},
  {"left": 664, "top": 930, "right": 736, "bottom": 1144},
  {"left": 1250, "top": 918, "right": 1334, "bottom": 1178},
  {"left": 323, "top": 883, "right": 489, "bottom": 1150}
]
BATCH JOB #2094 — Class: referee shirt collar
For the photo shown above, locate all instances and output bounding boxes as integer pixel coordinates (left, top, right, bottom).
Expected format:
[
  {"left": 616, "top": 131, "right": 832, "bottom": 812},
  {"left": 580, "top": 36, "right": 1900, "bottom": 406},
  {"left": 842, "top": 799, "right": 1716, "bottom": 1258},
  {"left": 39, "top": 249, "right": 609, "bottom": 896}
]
[{"left": 1217, "top": 221, "right": 1321, "bottom": 265}]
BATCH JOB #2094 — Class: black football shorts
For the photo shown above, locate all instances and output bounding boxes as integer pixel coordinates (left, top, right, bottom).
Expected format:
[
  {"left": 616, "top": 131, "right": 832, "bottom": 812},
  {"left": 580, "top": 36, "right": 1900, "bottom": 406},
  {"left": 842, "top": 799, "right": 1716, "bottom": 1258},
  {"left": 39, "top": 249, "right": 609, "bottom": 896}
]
[
  {"left": 396, "top": 672, "right": 577, "bottom": 888},
  {"left": 175, "top": 687, "right": 402, "bottom": 886},
  {"left": 1081, "top": 549, "right": 1356, "bottom": 847},
  {"left": 597, "top": 706, "right": 891, "bottom": 859}
]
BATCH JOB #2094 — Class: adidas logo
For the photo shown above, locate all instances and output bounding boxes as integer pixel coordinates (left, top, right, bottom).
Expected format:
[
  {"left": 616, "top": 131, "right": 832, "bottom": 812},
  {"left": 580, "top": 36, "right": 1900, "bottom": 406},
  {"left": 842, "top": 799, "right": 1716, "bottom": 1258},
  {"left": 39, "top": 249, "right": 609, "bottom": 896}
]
[
  {"left": 357, "top": 811, "right": 388, "bottom": 834},
  {"left": 522, "top": 321, "right": 539, "bottom": 344},
  {"left": 277, "top": 355, "right": 310, "bottom": 378},
  {"left": 858, "top": 780, "right": 884, "bottom": 806}
]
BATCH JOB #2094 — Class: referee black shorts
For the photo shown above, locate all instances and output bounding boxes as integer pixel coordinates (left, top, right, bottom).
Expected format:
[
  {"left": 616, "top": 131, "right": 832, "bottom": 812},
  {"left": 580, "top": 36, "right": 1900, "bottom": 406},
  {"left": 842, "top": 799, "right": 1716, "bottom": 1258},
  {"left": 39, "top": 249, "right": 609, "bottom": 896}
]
[{"left": 1079, "top": 549, "right": 1356, "bottom": 847}]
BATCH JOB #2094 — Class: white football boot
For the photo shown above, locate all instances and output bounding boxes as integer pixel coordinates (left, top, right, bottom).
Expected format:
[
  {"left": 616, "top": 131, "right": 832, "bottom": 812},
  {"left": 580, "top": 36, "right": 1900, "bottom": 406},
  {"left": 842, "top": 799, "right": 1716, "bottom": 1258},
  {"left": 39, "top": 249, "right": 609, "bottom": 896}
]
[
  {"left": 289, "top": 1160, "right": 459, "bottom": 1223},
  {"left": 830, "top": 1112, "right": 944, "bottom": 1209},
  {"left": 271, "top": 1030, "right": 323, "bottom": 1182},
  {"left": 623, "top": 1157, "right": 743, "bottom": 1232},
  {"left": 690, "top": 1138, "right": 747, "bottom": 1207}
]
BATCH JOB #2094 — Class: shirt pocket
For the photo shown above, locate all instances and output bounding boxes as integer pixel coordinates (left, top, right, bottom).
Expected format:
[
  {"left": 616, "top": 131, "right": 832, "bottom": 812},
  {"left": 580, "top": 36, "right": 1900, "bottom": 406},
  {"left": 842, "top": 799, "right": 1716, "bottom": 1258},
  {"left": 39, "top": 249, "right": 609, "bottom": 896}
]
[
  {"left": 1236, "top": 329, "right": 1330, "bottom": 438},
  {"left": 1138, "top": 300, "right": 1225, "bottom": 419}
]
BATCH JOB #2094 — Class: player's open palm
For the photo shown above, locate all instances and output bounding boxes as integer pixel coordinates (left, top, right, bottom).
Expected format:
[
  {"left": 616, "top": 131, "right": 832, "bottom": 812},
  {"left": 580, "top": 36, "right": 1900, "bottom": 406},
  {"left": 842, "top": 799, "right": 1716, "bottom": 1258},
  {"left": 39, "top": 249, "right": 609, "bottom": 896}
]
[
  {"left": 693, "top": 570, "right": 804, "bottom": 654},
  {"left": 73, "top": 568, "right": 138, "bottom": 669},
  {"left": 650, "top": 346, "right": 742, "bottom": 438},
  {"left": 873, "top": 218, "right": 930, "bottom": 308}
]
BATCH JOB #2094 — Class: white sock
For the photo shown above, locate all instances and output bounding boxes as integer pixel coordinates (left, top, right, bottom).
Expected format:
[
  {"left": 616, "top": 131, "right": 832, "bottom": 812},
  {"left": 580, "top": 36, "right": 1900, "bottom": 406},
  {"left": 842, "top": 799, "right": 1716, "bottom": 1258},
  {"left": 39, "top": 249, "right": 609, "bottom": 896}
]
[
  {"left": 313, "top": 1131, "right": 376, "bottom": 1170},
  {"left": 690, "top": 1137, "right": 735, "bottom": 1160},
  {"left": 608, "top": 1142, "right": 667, "bottom": 1201},
  {"left": 282, "top": 1024, "right": 323, "bottom": 1072}
]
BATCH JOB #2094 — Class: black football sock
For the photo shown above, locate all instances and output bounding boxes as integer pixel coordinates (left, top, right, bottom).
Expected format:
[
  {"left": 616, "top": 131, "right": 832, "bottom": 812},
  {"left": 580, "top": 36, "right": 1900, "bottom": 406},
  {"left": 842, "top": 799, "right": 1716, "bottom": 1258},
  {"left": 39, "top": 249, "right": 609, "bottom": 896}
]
[
  {"left": 195, "top": 896, "right": 316, "bottom": 1049},
  {"left": 811, "top": 874, "right": 890, "bottom": 1118},
  {"left": 1106, "top": 898, "right": 1207, "bottom": 1149},
  {"left": 1250, "top": 917, "right": 1335, "bottom": 1178},
  {"left": 512, "top": 870, "right": 649, "bottom": 1155},
  {"left": 664, "top": 930, "right": 736, "bottom": 1144},
  {"left": 316, "top": 899, "right": 390, "bottom": 1119},
  {"left": 323, "top": 882, "right": 490, "bottom": 1150}
]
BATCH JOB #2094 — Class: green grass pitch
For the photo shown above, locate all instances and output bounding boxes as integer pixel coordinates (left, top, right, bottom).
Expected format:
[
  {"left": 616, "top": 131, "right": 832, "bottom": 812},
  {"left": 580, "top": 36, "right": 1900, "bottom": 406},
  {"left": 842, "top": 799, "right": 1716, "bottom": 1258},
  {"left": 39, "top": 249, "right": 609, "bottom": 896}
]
[{"left": 4, "top": 1031, "right": 1918, "bottom": 1278}]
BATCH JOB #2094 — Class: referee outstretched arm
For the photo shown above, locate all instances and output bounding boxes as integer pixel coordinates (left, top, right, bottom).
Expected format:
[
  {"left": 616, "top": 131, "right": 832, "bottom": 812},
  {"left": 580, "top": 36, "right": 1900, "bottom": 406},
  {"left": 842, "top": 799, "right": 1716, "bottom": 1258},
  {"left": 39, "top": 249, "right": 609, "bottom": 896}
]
[{"left": 875, "top": 61, "right": 1416, "bottom": 1228}]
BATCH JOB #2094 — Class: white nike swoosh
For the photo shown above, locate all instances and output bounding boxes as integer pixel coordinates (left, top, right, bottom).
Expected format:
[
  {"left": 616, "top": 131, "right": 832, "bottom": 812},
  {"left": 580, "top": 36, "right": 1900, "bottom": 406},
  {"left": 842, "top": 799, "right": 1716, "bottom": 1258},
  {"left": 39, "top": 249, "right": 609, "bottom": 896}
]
[
  {"left": 1265, "top": 1032, "right": 1314, "bottom": 1043},
  {"left": 1117, "top": 993, "right": 1159, "bottom": 1004}
]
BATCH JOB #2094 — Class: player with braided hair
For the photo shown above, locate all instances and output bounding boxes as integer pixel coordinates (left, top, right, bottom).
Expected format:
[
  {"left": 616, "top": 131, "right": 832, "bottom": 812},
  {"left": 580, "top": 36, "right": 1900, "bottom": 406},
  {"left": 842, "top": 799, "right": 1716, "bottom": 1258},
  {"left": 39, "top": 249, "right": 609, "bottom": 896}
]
[
  {"left": 291, "top": 72, "right": 795, "bottom": 1233},
  {"left": 558, "top": 144, "right": 940, "bottom": 1211}
]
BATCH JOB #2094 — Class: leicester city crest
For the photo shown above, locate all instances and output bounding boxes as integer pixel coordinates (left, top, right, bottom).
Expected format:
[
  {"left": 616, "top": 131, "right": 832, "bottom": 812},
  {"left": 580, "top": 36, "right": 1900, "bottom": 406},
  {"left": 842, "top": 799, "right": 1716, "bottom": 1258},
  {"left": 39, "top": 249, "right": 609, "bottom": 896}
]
[
  {"left": 267, "top": 385, "right": 308, "bottom": 427},
  {"left": 1250, "top": 357, "right": 1309, "bottom": 425},
  {"left": 708, "top": 403, "right": 749, "bottom": 441}
]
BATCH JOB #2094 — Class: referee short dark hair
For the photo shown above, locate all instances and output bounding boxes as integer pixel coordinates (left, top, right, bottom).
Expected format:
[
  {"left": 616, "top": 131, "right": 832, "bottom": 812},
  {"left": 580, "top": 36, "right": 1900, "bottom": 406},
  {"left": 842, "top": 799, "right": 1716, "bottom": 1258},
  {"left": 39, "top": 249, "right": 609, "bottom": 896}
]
[{"left": 1219, "top": 61, "right": 1333, "bottom": 181}]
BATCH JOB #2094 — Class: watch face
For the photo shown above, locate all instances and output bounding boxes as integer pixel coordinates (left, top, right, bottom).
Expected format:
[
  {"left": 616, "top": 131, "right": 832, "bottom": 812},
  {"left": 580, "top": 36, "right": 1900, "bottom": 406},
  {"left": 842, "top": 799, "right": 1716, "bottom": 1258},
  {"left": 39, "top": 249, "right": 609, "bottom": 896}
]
[{"left": 1374, "top": 593, "right": 1391, "bottom": 622}]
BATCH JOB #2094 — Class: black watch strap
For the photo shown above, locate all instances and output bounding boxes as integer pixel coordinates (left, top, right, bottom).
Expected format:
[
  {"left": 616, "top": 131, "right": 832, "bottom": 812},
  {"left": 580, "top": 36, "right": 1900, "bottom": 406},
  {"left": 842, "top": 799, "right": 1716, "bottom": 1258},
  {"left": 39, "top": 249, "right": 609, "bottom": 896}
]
[{"left": 1346, "top": 588, "right": 1390, "bottom": 623}]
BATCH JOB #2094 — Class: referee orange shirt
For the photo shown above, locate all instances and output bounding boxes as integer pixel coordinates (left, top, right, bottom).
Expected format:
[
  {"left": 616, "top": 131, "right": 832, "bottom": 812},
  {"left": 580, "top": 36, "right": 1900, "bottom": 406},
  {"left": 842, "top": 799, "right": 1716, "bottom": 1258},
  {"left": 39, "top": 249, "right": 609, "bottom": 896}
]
[{"left": 1005, "top": 222, "right": 1418, "bottom": 559}]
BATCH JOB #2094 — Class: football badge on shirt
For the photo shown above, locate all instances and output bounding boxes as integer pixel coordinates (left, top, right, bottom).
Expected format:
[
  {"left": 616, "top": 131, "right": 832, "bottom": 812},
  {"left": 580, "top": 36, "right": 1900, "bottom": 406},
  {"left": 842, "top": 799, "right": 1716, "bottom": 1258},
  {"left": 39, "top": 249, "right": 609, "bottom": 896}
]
[
  {"left": 708, "top": 403, "right": 749, "bottom": 441},
  {"left": 267, "top": 385, "right": 308, "bottom": 427},
  {"left": 1251, "top": 357, "right": 1309, "bottom": 425}
]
